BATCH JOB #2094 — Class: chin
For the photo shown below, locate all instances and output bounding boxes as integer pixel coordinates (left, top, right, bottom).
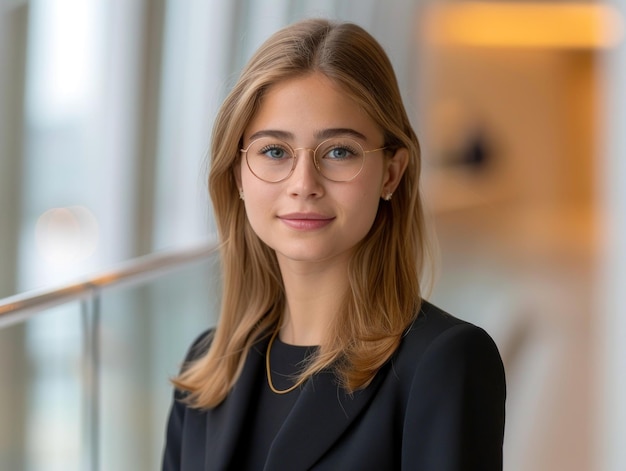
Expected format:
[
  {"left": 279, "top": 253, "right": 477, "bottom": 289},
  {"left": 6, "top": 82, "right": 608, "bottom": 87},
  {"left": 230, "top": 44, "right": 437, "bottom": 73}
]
[{"left": 273, "top": 244, "right": 355, "bottom": 266}]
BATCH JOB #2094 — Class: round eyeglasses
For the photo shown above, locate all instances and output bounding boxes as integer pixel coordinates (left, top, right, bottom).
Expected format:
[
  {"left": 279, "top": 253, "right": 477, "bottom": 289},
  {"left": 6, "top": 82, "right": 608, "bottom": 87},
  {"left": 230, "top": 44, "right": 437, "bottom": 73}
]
[{"left": 240, "top": 137, "right": 387, "bottom": 183}]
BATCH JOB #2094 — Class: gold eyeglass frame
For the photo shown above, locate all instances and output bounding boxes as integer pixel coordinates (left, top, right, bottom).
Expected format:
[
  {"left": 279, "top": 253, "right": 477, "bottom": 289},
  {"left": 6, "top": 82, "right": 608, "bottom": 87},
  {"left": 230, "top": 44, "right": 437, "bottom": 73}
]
[{"left": 240, "top": 137, "right": 387, "bottom": 183}]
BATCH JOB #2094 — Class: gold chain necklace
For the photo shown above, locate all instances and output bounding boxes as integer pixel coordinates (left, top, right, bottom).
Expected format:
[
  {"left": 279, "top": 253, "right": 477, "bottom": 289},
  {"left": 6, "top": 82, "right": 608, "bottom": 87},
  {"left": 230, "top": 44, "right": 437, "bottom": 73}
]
[{"left": 265, "top": 328, "right": 301, "bottom": 395}]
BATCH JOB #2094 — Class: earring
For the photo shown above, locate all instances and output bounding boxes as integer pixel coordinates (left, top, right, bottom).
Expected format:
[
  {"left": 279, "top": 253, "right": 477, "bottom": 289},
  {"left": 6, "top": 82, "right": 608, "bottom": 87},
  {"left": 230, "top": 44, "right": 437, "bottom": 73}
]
[
  {"left": 239, "top": 189, "right": 245, "bottom": 200},
  {"left": 383, "top": 192, "right": 392, "bottom": 201}
]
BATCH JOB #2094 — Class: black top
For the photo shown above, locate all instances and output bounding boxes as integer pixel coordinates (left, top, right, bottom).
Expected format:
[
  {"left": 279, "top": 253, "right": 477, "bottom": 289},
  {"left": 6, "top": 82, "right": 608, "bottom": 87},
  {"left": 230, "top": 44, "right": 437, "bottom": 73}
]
[{"left": 233, "top": 337, "right": 317, "bottom": 470}]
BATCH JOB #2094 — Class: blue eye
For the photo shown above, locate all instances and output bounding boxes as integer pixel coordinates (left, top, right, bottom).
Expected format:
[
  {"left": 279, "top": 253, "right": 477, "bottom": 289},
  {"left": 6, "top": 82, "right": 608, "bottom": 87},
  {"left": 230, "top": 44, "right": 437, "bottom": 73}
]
[
  {"left": 324, "top": 144, "right": 359, "bottom": 161},
  {"left": 259, "top": 144, "right": 291, "bottom": 160},
  {"left": 329, "top": 148, "right": 348, "bottom": 159}
]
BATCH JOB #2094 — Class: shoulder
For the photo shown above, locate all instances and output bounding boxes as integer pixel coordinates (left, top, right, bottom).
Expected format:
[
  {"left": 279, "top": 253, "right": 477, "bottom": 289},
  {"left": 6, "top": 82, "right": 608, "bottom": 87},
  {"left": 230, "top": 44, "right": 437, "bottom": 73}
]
[
  {"left": 182, "top": 328, "right": 215, "bottom": 364},
  {"left": 399, "top": 300, "right": 501, "bottom": 357},
  {"left": 393, "top": 302, "right": 506, "bottom": 468},
  {"left": 393, "top": 301, "right": 505, "bottom": 387},
  {"left": 169, "top": 328, "right": 216, "bottom": 404}
]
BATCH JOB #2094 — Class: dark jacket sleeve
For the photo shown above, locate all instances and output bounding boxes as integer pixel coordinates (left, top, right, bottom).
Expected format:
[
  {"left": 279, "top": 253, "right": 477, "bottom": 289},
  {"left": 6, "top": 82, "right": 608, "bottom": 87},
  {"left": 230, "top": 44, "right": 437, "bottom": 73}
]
[
  {"left": 162, "top": 388, "right": 188, "bottom": 471},
  {"left": 162, "top": 330, "right": 213, "bottom": 471},
  {"left": 402, "top": 323, "right": 506, "bottom": 470}
]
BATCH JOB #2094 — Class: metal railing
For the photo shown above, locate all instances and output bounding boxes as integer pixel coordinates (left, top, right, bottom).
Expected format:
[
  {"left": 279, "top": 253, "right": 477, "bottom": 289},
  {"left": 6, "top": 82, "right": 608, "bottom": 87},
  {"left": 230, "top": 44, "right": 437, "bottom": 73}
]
[
  {"left": 0, "top": 240, "right": 218, "bottom": 471},
  {"left": 0, "top": 240, "right": 218, "bottom": 328}
]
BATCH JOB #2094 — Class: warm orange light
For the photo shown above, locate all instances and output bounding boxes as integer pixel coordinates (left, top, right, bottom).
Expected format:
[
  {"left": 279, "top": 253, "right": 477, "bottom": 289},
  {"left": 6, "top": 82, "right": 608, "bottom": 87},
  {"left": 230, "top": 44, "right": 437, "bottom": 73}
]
[{"left": 423, "top": 2, "right": 624, "bottom": 49}]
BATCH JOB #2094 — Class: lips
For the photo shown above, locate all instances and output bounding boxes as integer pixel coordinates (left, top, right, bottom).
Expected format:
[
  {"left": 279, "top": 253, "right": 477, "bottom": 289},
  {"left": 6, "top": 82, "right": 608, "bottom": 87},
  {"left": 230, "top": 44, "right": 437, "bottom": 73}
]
[{"left": 278, "top": 212, "right": 335, "bottom": 231}]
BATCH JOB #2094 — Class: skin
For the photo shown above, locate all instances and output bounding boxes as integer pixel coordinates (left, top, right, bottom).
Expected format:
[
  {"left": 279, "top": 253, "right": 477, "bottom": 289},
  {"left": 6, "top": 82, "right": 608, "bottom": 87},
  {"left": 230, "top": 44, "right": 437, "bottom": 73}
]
[{"left": 235, "top": 73, "right": 408, "bottom": 345}]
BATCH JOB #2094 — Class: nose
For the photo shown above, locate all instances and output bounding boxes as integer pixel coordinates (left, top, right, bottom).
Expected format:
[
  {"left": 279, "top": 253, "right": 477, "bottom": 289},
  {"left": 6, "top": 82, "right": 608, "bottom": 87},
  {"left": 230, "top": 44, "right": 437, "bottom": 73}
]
[{"left": 287, "top": 147, "right": 325, "bottom": 198}]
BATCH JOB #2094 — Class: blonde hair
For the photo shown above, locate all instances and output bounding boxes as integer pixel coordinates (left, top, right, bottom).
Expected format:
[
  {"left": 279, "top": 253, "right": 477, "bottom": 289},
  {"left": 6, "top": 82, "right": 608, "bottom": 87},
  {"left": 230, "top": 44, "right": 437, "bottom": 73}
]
[{"left": 174, "top": 18, "right": 428, "bottom": 409}]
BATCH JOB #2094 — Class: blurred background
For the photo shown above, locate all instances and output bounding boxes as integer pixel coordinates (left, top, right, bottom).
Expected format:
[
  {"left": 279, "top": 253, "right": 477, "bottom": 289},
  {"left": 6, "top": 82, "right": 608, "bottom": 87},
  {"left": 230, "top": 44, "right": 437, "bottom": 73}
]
[{"left": 1, "top": 0, "right": 625, "bottom": 470}]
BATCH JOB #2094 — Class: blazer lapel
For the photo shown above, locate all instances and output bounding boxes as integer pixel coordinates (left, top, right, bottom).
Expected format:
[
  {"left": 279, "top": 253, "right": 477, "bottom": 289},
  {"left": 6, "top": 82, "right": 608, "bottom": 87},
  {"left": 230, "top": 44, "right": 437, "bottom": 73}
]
[
  {"left": 204, "top": 339, "right": 267, "bottom": 471},
  {"left": 264, "top": 364, "right": 387, "bottom": 470}
]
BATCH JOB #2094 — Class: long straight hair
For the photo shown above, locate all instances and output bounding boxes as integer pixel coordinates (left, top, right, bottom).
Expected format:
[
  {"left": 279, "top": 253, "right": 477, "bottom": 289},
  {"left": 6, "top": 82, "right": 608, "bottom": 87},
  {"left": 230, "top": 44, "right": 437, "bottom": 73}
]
[{"left": 173, "top": 18, "right": 429, "bottom": 409}]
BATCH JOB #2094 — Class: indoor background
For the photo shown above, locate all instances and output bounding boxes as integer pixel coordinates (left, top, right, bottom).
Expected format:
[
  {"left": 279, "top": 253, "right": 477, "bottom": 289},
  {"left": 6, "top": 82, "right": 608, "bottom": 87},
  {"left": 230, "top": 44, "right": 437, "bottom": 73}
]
[{"left": 1, "top": 1, "right": 625, "bottom": 470}]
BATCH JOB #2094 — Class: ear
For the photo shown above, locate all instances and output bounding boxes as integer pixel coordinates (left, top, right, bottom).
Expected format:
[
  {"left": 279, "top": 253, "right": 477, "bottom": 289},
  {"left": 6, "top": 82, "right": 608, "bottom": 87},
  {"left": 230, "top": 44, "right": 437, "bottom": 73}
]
[{"left": 381, "top": 147, "right": 409, "bottom": 198}]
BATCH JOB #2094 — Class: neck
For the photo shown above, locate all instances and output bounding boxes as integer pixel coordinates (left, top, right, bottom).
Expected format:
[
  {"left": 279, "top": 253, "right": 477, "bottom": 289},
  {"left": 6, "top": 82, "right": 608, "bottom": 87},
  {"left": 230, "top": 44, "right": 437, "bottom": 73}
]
[{"left": 276, "top": 256, "right": 350, "bottom": 346}]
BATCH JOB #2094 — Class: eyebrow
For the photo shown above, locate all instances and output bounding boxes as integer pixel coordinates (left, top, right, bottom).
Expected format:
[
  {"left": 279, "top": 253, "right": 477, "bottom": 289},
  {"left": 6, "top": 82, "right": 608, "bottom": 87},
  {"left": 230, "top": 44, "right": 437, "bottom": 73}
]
[{"left": 247, "top": 128, "right": 368, "bottom": 143}]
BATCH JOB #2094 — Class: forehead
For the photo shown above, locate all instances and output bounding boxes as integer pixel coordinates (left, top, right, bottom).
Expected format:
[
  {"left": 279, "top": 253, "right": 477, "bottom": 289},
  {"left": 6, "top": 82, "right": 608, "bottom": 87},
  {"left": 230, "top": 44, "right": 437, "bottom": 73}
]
[{"left": 244, "top": 73, "right": 382, "bottom": 145}]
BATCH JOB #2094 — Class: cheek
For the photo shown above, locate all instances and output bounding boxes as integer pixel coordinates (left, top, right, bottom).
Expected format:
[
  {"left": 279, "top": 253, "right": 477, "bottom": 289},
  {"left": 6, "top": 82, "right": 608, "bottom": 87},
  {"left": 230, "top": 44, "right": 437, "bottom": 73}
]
[
  {"left": 355, "top": 167, "right": 386, "bottom": 225},
  {"left": 343, "top": 188, "right": 381, "bottom": 234},
  {"left": 350, "top": 169, "right": 384, "bottom": 215},
  {"left": 241, "top": 171, "right": 265, "bottom": 205},
  {"left": 241, "top": 178, "right": 276, "bottom": 230}
]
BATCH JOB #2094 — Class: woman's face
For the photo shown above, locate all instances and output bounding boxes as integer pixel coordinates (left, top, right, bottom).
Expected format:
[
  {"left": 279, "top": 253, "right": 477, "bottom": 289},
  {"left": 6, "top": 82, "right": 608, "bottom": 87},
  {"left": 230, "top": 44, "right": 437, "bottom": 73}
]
[{"left": 236, "top": 73, "right": 406, "bottom": 269}]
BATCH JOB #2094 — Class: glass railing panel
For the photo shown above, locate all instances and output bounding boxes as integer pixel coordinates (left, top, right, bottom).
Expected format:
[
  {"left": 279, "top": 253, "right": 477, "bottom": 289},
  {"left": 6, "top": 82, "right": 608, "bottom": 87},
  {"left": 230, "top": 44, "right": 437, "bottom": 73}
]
[
  {"left": 0, "top": 302, "right": 87, "bottom": 471},
  {"left": 98, "top": 254, "right": 220, "bottom": 471}
]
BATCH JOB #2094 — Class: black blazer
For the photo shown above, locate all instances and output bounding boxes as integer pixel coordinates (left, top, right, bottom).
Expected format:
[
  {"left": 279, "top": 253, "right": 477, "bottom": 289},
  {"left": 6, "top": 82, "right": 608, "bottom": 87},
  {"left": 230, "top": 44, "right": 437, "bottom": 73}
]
[{"left": 162, "top": 302, "right": 506, "bottom": 470}]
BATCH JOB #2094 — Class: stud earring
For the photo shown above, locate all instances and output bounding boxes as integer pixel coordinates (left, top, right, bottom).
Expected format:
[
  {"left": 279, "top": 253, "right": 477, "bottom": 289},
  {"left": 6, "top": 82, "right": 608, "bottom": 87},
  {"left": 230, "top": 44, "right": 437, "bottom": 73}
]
[
  {"left": 239, "top": 189, "right": 245, "bottom": 200},
  {"left": 383, "top": 192, "right": 392, "bottom": 201}
]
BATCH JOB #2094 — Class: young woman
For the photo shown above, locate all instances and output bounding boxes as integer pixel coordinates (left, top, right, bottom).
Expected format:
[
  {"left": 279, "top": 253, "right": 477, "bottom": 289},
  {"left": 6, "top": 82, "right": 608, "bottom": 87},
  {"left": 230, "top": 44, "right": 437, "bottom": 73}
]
[{"left": 162, "top": 18, "right": 505, "bottom": 471}]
